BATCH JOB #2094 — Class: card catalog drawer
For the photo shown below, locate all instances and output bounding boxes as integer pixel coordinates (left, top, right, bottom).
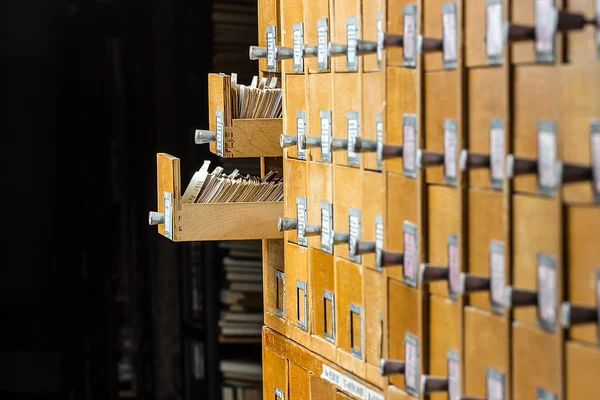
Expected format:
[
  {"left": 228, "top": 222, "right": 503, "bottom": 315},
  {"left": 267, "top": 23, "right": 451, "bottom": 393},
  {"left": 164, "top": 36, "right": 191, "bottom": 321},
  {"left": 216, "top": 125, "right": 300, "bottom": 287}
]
[
  {"left": 280, "top": 0, "right": 304, "bottom": 73},
  {"left": 513, "top": 65, "right": 560, "bottom": 194},
  {"left": 306, "top": 0, "right": 330, "bottom": 73},
  {"left": 335, "top": 257, "right": 365, "bottom": 360},
  {"left": 308, "top": 162, "right": 333, "bottom": 250},
  {"left": 289, "top": 362, "right": 310, "bottom": 400},
  {"left": 362, "top": 171, "right": 386, "bottom": 270},
  {"left": 388, "top": 279, "right": 420, "bottom": 390},
  {"left": 511, "top": 0, "right": 564, "bottom": 64},
  {"left": 365, "top": 268, "right": 386, "bottom": 371},
  {"left": 311, "top": 248, "right": 336, "bottom": 345},
  {"left": 309, "top": 73, "right": 333, "bottom": 162},
  {"left": 424, "top": 0, "right": 460, "bottom": 71},
  {"left": 429, "top": 294, "right": 461, "bottom": 400},
  {"left": 285, "top": 74, "right": 308, "bottom": 160},
  {"left": 264, "top": 240, "right": 286, "bottom": 331},
  {"left": 363, "top": 70, "right": 387, "bottom": 171},
  {"left": 566, "top": 341, "right": 600, "bottom": 400},
  {"left": 512, "top": 194, "right": 561, "bottom": 327},
  {"left": 566, "top": 1, "right": 598, "bottom": 64},
  {"left": 333, "top": 166, "right": 363, "bottom": 260},
  {"left": 285, "top": 158, "right": 308, "bottom": 244},
  {"left": 560, "top": 64, "right": 598, "bottom": 203},
  {"left": 362, "top": 0, "right": 386, "bottom": 71},
  {"left": 285, "top": 243, "right": 310, "bottom": 340},
  {"left": 310, "top": 373, "right": 338, "bottom": 400},
  {"left": 387, "top": 67, "right": 418, "bottom": 175},
  {"left": 466, "top": 188, "right": 505, "bottom": 312},
  {"left": 565, "top": 205, "right": 600, "bottom": 345},
  {"left": 387, "top": 1, "right": 416, "bottom": 66},
  {"left": 464, "top": 307, "right": 509, "bottom": 399},
  {"left": 333, "top": 73, "right": 362, "bottom": 166},
  {"left": 387, "top": 173, "right": 419, "bottom": 283},
  {"left": 264, "top": 347, "right": 288, "bottom": 400},
  {"left": 258, "top": 0, "right": 280, "bottom": 73},
  {"left": 332, "top": 0, "right": 361, "bottom": 72},
  {"left": 427, "top": 185, "right": 460, "bottom": 298},
  {"left": 512, "top": 322, "right": 561, "bottom": 400},
  {"left": 467, "top": 67, "right": 508, "bottom": 189},
  {"left": 424, "top": 70, "right": 459, "bottom": 185}
]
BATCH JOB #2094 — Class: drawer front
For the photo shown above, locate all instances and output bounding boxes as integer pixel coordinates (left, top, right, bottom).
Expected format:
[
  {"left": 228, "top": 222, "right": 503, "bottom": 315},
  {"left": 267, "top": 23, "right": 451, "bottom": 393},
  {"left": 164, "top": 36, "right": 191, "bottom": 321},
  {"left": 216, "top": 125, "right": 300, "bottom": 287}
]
[
  {"left": 565, "top": 205, "right": 600, "bottom": 345},
  {"left": 467, "top": 188, "right": 505, "bottom": 311},
  {"left": 464, "top": 307, "right": 509, "bottom": 399},
  {"left": 333, "top": 73, "right": 362, "bottom": 166},
  {"left": 309, "top": 73, "right": 333, "bottom": 163},
  {"left": 332, "top": 0, "right": 361, "bottom": 72},
  {"left": 387, "top": 173, "right": 419, "bottom": 283},
  {"left": 512, "top": 322, "right": 561, "bottom": 400},
  {"left": 305, "top": 0, "right": 330, "bottom": 73},
  {"left": 285, "top": 243, "right": 310, "bottom": 338},
  {"left": 362, "top": 0, "right": 386, "bottom": 72},
  {"left": 264, "top": 240, "right": 286, "bottom": 331},
  {"left": 388, "top": 279, "right": 420, "bottom": 390},
  {"left": 387, "top": 67, "right": 419, "bottom": 176},
  {"left": 512, "top": 194, "right": 561, "bottom": 327},
  {"left": 289, "top": 362, "right": 310, "bottom": 400},
  {"left": 285, "top": 158, "right": 308, "bottom": 244},
  {"left": 333, "top": 166, "right": 363, "bottom": 260},
  {"left": 424, "top": 70, "right": 459, "bottom": 185},
  {"left": 285, "top": 74, "right": 308, "bottom": 160},
  {"left": 427, "top": 185, "right": 460, "bottom": 298},
  {"left": 280, "top": 0, "right": 304, "bottom": 73},
  {"left": 264, "top": 347, "right": 288, "bottom": 400},
  {"left": 362, "top": 70, "right": 387, "bottom": 171},
  {"left": 566, "top": 341, "right": 600, "bottom": 400},
  {"left": 308, "top": 162, "right": 333, "bottom": 250},
  {"left": 365, "top": 268, "right": 386, "bottom": 370},
  {"left": 335, "top": 257, "right": 364, "bottom": 360},
  {"left": 362, "top": 171, "right": 386, "bottom": 270},
  {"left": 311, "top": 248, "right": 336, "bottom": 344}
]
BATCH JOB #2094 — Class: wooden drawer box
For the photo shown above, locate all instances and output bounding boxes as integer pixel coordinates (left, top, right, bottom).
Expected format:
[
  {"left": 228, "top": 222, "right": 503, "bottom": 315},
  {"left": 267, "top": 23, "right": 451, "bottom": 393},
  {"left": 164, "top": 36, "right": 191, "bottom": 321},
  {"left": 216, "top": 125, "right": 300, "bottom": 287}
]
[
  {"left": 151, "top": 153, "right": 283, "bottom": 241},
  {"left": 309, "top": 73, "right": 333, "bottom": 163},
  {"left": 512, "top": 322, "right": 561, "bottom": 400},
  {"left": 335, "top": 257, "right": 365, "bottom": 366},
  {"left": 206, "top": 73, "right": 283, "bottom": 158},
  {"left": 333, "top": 165, "right": 363, "bottom": 260},
  {"left": 284, "top": 74, "right": 308, "bottom": 160},
  {"left": 332, "top": 0, "right": 361, "bottom": 72},
  {"left": 308, "top": 162, "right": 333, "bottom": 250},
  {"left": 362, "top": 171, "right": 386, "bottom": 270},
  {"left": 566, "top": 341, "right": 600, "bottom": 400},
  {"left": 464, "top": 307, "right": 509, "bottom": 399},
  {"left": 363, "top": 70, "right": 387, "bottom": 171},
  {"left": 285, "top": 158, "right": 308, "bottom": 244},
  {"left": 333, "top": 73, "right": 362, "bottom": 166}
]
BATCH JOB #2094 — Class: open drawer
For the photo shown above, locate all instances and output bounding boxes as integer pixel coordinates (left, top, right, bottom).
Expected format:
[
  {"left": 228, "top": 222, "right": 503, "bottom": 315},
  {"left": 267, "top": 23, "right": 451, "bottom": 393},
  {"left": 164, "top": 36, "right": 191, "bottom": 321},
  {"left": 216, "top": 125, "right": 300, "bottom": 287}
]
[
  {"left": 149, "top": 153, "right": 283, "bottom": 241},
  {"left": 198, "top": 73, "right": 283, "bottom": 158}
]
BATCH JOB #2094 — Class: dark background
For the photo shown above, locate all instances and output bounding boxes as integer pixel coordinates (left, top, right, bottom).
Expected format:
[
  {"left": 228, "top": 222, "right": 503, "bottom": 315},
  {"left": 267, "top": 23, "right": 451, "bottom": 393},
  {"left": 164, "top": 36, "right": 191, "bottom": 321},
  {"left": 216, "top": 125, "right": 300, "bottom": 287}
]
[{"left": 1, "top": 0, "right": 256, "bottom": 398}]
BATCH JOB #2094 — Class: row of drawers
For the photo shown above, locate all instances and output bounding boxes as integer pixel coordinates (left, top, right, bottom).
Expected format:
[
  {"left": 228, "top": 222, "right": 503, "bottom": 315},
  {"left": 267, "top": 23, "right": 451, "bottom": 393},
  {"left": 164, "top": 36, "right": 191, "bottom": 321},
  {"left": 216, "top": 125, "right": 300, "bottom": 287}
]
[{"left": 258, "top": 0, "right": 599, "bottom": 74}]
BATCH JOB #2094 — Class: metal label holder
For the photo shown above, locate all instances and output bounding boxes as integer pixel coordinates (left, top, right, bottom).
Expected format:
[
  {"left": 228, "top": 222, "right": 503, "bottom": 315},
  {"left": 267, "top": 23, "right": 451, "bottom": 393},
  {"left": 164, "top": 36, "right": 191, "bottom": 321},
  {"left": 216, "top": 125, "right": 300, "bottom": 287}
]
[
  {"left": 447, "top": 234, "right": 460, "bottom": 300},
  {"left": 537, "top": 253, "right": 557, "bottom": 332},
  {"left": 536, "top": 388, "right": 557, "bottom": 400},
  {"left": 486, "top": 367, "right": 505, "bottom": 400},
  {"left": 321, "top": 201, "right": 334, "bottom": 254},
  {"left": 275, "top": 269, "right": 286, "bottom": 318},
  {"left": 215, "top": 109, "right": 225, "bottom": 157},
  {"left": 347, "top": 111, "right": 361, "bottom": 166},
  {"left": 376, "top": 11, "right": 384, "bottom": 69},
  {"left": 293, "top": 22, "right": 305, "bottom": 72},
  {"left": 350, "top": 303, "right": 363, "bottom": 359},
  {"left": 447, "top": 350, "right": 460, "bottom": 400},
  {"left": 534, "top": 0, "right": 558, "bottom": 63},
  {"left": 403, "top": 114, "right": 418, "bottom": 178},
  {"left": 376, "top": 113, "right": 384, "bottom": 171},
  {"left": 321, "top": 110, "right": 333, "bottom": 162},
  {"left": 590, "top": 120, "right": 600, "bottom": 202},
  {"left": 537, "top": 120, "right": 559, "bottom": 197}
]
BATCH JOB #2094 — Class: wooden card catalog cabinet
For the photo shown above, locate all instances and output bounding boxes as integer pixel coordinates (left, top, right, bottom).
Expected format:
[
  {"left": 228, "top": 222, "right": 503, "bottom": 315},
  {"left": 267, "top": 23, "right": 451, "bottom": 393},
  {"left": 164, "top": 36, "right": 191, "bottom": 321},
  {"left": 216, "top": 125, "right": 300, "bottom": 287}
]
[
  {"left": 512, "top": 322, "right": 561, "bottom": 400},
  {"left": 464, "top": 307, "right": 509, "bottom": 399}
]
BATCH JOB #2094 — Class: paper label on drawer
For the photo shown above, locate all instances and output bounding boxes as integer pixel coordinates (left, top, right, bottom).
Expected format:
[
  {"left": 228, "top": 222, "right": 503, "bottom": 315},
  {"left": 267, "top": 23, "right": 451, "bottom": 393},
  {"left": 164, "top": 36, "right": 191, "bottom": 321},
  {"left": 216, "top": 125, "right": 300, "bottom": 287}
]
[
  {"left": 537, "top": 253, "right": 557, "bottom": 331},
  {"left": 321, "top": 201, "right": 334, "bottom": 254},
  {"left": 403, "top": 114, "right": 418, "bottom": 178},
  {"left": 317, "top": 18, "right": 329, "bottom": 70},
  {"left": 296, "top": 110, "right": 307, "bottom": 160},
  {"left": 536, "top": 388, "right": 557, "bottom": 400},
  {"left": 403, "top": 5, "right": 418, "bottom": 68},
  {"left": 376, "top": 114, "right": 384, "bottom": 171},
  {"left": 347, "top": 111, "right": 361, "bottom": 166},
  {"left": 486, "top": 0, "right": 504, "bottom": 65},
  {"left": 535, "top": 0, "right": 556, "bottom": 63},
  {"left": 349, "top": 208, "right": 362, "bottom": 263},
  {"left": 403, "top": 222, "right": 419, "bottom": 288},
  {"left": 321, "top": 110, "right": 332, "bottom": 162},
  {"left": 266, "top": 25, "right": 276, "bottom": 72},
  {"left": 537, "top": 121, "right": 557, "bottom": 196},
  {"left": 215, "top": 109, "right": 224, "bottom": 157},
  {"left": 376, "top": 12, "right": 384, "bottom": 69},
  {"left": 591, "top": 121, "right": 600, "bottom": 202},
  {"left": 405, "top": 333, "right": 420, "bottom": 397},
  {"left": 486, "top": 367, "right": 505, "bottom": 400},
  {"left": 489, "top": 241, "right": 505, "bottom": 313},
  {"left": 442, "top": 3, "right": 458, "bottom": 69},
  {"left": 296, "top": 196, "right": 308, "bottom": 247},
  {"left": 490, "top": 119, "right": 505, "bottom": 189},
  {"left": 448, "top": 234, "right": 459, "bottom": 299},
  {"left": 447, "top": 350, "right": 460, "bottom": 400},
  {"left": 444, "top": 119, "right": 458, "bottom": 185},
  {"left": 375, "top": 214, "right": 384, "bottom": 271},
  {"left": 346, "top": 16, "right": 358, "bottom": 71},
  {"left": 163, "top": 191, "right": 173, "bottom": 240},
  {"left": 293, "top": 22, "right": 304, "bottom": 72}
]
